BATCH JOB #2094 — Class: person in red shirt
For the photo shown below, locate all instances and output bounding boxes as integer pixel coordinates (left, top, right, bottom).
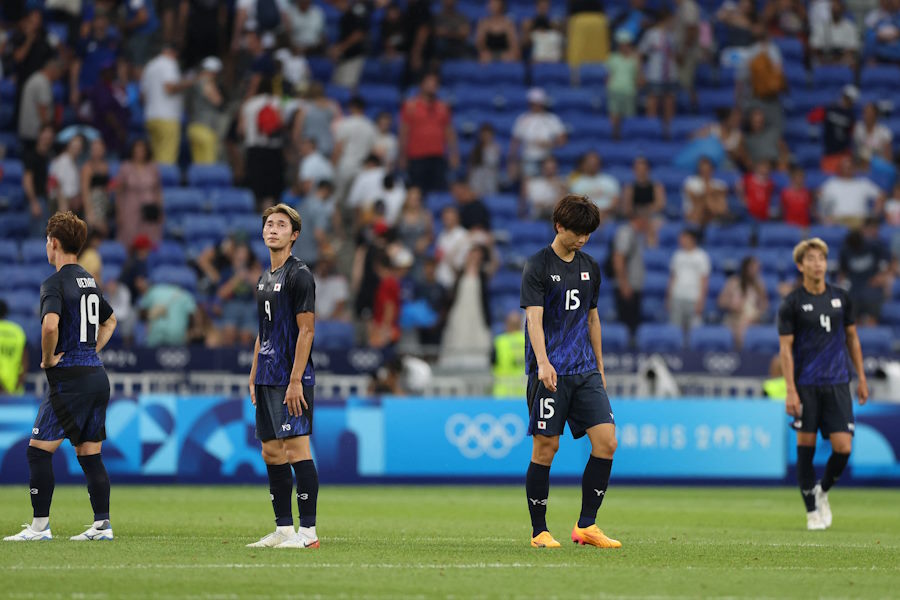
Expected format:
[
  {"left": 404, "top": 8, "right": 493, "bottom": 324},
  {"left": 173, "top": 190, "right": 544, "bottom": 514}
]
[
  {"left": 740, "top": 160, "right": 774, "bottom": 221},
  {"left": 780, "top": 165, "right": 812, "bottom": 227},
  {"left": 399, "top": 72, "right": 459, "bottom": 194},
  {"left": 370, "top": 247, "right": 414, "bottom": 348}
]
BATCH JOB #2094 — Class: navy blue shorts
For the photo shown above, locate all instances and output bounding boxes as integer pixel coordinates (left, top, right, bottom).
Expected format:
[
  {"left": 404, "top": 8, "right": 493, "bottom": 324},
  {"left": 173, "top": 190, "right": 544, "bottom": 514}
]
[
  {"left": 255, "top": 384, "right": 314, "bottom": 441},
  {"left": 793, "top": 384, "right": 854, "bottom": 439},
  {"left": 526, "top": 370, "right": 614, "bottom": 439},
  {"left": 32, "top": 367, "right": 110, "bottom": 445}
]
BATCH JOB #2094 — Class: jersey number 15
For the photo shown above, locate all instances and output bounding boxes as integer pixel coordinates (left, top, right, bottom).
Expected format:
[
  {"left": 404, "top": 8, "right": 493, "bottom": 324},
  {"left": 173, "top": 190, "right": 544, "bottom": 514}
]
[
  {"left": 565, "top": 289, "right": 580, "bottom": 311},
  {"left": 79, "top": 293, "right": 100, "bottom": 343}
]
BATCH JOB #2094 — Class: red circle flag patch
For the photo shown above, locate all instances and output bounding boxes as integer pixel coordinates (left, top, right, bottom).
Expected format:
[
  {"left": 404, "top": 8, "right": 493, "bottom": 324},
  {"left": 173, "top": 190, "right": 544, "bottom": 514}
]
[{"left": 581, "top": 272, "right": 590, "bottom": 280}]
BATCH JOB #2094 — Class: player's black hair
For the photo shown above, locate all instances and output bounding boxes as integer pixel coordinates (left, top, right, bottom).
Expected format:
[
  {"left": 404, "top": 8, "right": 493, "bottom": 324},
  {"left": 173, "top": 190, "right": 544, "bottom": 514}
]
[
  {"left": 552, "top": 195, "right": 601, "bottom": 235},
  {"left": 47, "top": 211, "right": 88, "bottom": 255}
]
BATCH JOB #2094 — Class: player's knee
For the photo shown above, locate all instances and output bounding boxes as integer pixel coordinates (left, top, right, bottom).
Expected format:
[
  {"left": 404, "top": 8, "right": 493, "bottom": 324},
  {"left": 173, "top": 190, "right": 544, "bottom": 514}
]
[
  {"left": 593, "top": 435, "right": 617, "bottom": 457},
  {"left": 832, "top": 440, "right": 852, "bottom": 454},
  {"left": 533, "top": 437, "right": 559, "bottom": 463},
  {"left": 284, "top": 447, "right": 311, "bottom": 463},
  {"left": 260, "top": 446, "right": 285, "bottom": 464}
]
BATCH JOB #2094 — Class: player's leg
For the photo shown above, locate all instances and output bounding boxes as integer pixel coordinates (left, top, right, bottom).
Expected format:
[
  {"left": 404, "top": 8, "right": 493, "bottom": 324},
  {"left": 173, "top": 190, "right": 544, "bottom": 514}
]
[
  {"left": 793, "top": 386, "right": 825, "bottom": 529},
  {"left": 813, "top": 384, "right": 855, "bottom": 528},
  {"left": 578, "top": 424, "right": 617, "bottom": 530},
  {"left": 525, "top": 374, "right": 565, "bottom": 548},
  {"left": 4, "top": 438, "right": 64, "bottom": 541},
  {"left": 277, "top": 435, "right": 320, "bottom": 548},
  {"left": 71, "top": 371, "right": 114, "bottom": 541}
]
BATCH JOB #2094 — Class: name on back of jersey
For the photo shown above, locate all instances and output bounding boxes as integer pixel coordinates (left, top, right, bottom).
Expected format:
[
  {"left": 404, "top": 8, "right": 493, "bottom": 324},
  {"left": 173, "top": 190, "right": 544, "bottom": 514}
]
[{"left": 75, "top": 277, "right": 98, "bottom": 289}]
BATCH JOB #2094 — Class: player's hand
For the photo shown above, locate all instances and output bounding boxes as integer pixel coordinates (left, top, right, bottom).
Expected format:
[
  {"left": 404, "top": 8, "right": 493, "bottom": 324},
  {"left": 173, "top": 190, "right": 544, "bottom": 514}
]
[
  {"left": 857, "top": 378, "right": 869, "bottom": 405},
  {"left": 40, "top": 352, "right": 64, "bottom": 369},
  {"left": 248, "top": 377, "right": 256, "bottom": 406},
  {"left": 284, "top": 381, "right": 308, "bottom": 417},
  {"left": 785, "top": 388, "right": 801, "bottom": 417},
  {"left": 538, "top": 361, "right": 557, "bottom": 393}
]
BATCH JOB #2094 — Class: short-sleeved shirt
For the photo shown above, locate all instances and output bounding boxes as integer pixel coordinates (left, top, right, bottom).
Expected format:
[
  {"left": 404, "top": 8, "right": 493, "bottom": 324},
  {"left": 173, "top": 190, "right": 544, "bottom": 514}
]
[
  {"left": 613, "top": 223, "right": 644, "bottom": 290},
  {"left": 19, "top": 71, "right": 52, "bottom": 140},
  {"left": 777, "top": 284, "right": 853, "bottom": 386},
  {"left": 140, "top": 53, "right": 182, "bottom": 121},
  {"left": 138, "top": 283, "right": 197, "bottom": 346},
  {"left": 570, "top": 173, "right": 620, "bottom": 211},
  {"left": 255, "top": 255, "right": 316, "bottom": 386},
  {"left": 606, "top": 52, "right": 639, "bottom": 95},
  {"left": 40, "top": 264, "right": 114, "bottom": 369},
  {"left": 823, "top": 104, "right": 854, "bottom": 155},
  {"left": 742, "top": 173, "right": 774, "bottom": 220},
  {"left": 334, "top": 114, "right": 377, "bottom": 171},
  {"left": 819, "top": 176, "right": 881, "bottom": 219},
  {"left": 781, "top": 188, "right": 811, "bottom": 226},
  {"left": 669, "top": 247, "right": 710, "bottom": 302},
  {"left": 401, "top": 97, "right": 451, "bottom": 160},
  {"left": 338, "top": 1, "right": 371, "bottom": 59},
  {"left": 520, "top": 246, "right": 602, "bottom": 376},
  {"left": 512, "top": 111, "right": 565, "bottom": 163},
  {"left": 125, "top": 0, "right": 160, "bottom": 35},
  {"left": 840, "top": 240, "right": 890, "bottom": 290},
  {"left": 77, "top": 34, "right": 119, "bottom": 91}
]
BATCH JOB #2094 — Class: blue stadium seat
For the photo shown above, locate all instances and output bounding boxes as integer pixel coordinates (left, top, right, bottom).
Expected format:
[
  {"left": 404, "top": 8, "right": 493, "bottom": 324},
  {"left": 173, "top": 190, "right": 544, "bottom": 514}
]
[
  {"left": 636, "top": 323, "right": 683, "bottom": 352},
  {"left": 856, "top": 326, "right": 893, "bottom": 355},
  {"left": 325, "top": 84, "right": 352, "bottom": 104},
  {"left": 705, "top": 223, "right": 753, "bottom": 248},
  {"left": 860, "top": 65, "right": 900, "bottom": 90},
  {"left": 104, "top": 264, "right": 122, "bottom": 283},
  {"left": 807, "top": 224, "right": 849, "bottom": 251},
  {"left": 452, "top": 84, "right": 503, "bottom": 110},
  {"left": 658, "top": 222, "right": 684, "bottom": 249},
  {"left": 157, "top": 164, "right": 181, "bottom": 187},
  {"left": 149, "top": 265, "right": 197, "bottom": 292},
  {"left": 1, "top": 290, "right": 39, "bottom": 317},
  {"left": 786, "top": 91, "right": 828, "bottom": 114},
  {"left": 775, "top": 38, "right": 804, "bottom": 63},
  {"left": 782, "top": 62, "right": 809, "bottom": 89},
  {"left": 0, "top": 183, "right": 25, "bottom": 211},
  {"left": 147, "top": 240, "right": 186, "bottom": 270},
  {"left": 182, "top": 215, "right": 228, "bottom": 244},
  {"left": 880, "top": 301, "right": 900, "bottom": 334},
  {"left": 187, "top": 164, "right": 233, "bottom": 189},
  {"left": 315, "top": 320, "right": 355, "bottom": 350},
  {"left": 21, "top": 239, "right": 48, "bottom": 264},
  {"left": 758, "top": 223, "right": 804, "bottom": 248},
  {"left": 2, "top": 264, "right": 54, "bottom": 292},
  {"left": 742, "top": 324, "right": 779, "bottom": 355},
  {"left": 360, "top": 58, "right": 405, "bottom": 86},
  {"left": 209, "top": 188, "right": 255, "bottom": 214},
  {"left": 307, "top": 57, "right": 334, "bottom": 82},
  {"left": 442, "top": 61, "right": 525, "bottom": 86},
  {"left": 688, "top": 325, "right": 734, "bottom": 352},
  {"left": 0, "top": 159, "right": 24, "bottom": 184},
  {"left": 0, "top": 240, "right": 18, "bottom": 263},
  {"left": 668, "top": 116, "right": 710, "bottom": 140},
  {"left": 98, "top": 240, "right": 127, "bottom": 267},
  {"left": 8, "top": 315, "right": 40, "bottom": 346},
  {"left": 620, "top": 117, "right": 666, "bottom": 140},
  {"left": 165, "top": 187, "right": 208, "bottom": 215},
  {"left": 793, "top": 143, "right": 822, "bottom": 169},
  {"left": 0, "top": 213, "right": 30, "bottom": 239},
  {"left": 359, "top": 85, "right": 401, "bottom": 112},
  {"left": 643, "top": 272, "right": 670, "bottom": 297},
  {"left": 812, "top": 66, "right": 854, "bottom": 89},
  {"left": 504, "top": 220, "right": 551, "bottom": 241},
  {"left": 489, "top": 270, "right": 522, "bottom": 295},
  {"left": 228, "top": 214, "right": 262, "bottom": 238},
  {"left": 601, "top": 322, "right": 629, "bottom": 352},
  {"left": 426, "top": 192, "right": 454, "bottom": 217},
  {"left": 0, "top": 79, "right": 16, "bottom": 102},
  {"left": 696, "top": 89, "right": 735, "bottom": 112},
  {"left": 578, "top": 63, "right": 607, "bottom": 87},
  {"left": 643, "top": 248, "right": 670, "bottom": 272},
  {"left": 547, "top": 87, "right": 600, "bottom": 112},
  {"left": 783, "top": 120, "right": 820, "bottom": 144},
  {"left": 483, "top": 194, "right": 519, "bottom": 220},
  {"left": 532, "top": 63, "right": 571, "bottom": 87}
]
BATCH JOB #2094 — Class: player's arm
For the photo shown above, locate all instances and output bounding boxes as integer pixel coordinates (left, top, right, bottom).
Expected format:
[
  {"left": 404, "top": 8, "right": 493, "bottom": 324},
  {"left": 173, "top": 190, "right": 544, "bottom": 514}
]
[
  {"left": 779, "top": 334, "right": 800, "bottom": 417},
  {"left": 525, "top": 306, "right": 557, "bottom": 392},
  {"left": 285, "top": 312, "right": 315, "bottom": 417},
  {"left": 95, "top": 313, "right": 117, "bottom": 353},
  {"left": 844, "top": 324, "right": 869, "bottom": 405},
  {"left": 587, "top": 308, "right": 606, "bottom": 389},
  {"left": 40, "top": 313, "right": 63, "bottom": 369},
  {"left": 248, "top": 335, "right": 260, "bottom": 405}
]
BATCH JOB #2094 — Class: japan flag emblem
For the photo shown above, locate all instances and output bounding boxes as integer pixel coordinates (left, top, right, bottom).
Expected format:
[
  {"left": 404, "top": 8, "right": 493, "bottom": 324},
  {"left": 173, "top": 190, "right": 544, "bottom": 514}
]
[
  {"left": 581, "top": 272, "right": 590, "bottom": 281},
  {"left": 274, "top": 283, "right": 282, "bottom": 292}
]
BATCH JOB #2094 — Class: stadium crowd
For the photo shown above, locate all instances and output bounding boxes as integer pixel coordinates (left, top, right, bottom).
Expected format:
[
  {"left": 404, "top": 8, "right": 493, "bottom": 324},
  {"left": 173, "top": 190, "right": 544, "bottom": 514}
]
[{"left": 0, "top": 0, "right": 899, "bottom": 369}]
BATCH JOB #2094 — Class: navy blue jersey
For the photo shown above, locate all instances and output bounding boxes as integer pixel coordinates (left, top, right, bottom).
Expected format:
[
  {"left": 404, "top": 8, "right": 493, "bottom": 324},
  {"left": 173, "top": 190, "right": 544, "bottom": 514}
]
[
  {"left": 255, "top": 255, "right": 316, "bottom": 386},
  {"left": 778, "top": 284, "right": 854, "bottom": 386},
  {"left": 520, "top": 246, "right": 601, "bottom": 376},
  {"left": 39, "top": 264, "right": 114, "bottom": 369}
]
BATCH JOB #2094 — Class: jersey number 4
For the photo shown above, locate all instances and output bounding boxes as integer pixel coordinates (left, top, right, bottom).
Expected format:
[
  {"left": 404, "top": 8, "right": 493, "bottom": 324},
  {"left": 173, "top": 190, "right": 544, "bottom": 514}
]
[
  {"left": 820, "top": 314, "right": 831, "bottom": 333},
  {"left": 79, "top": 293, "right": 100, "bottom": 343},
  {"left": 565, "top": 289, "right": 580, "bottom": 311}
]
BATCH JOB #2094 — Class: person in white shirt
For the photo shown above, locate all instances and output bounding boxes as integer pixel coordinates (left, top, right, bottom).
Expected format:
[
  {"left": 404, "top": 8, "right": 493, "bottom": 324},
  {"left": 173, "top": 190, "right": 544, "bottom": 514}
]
[
  {"left": 232, "top": 0, "right": 289, "bottom": 49},
  {"left": 286, "top": 0, "right": 326, "bottom": 53},
  {"left": 667, "top": 228, "right": 710, "bottom": 334},
  {"left": 810, "top": 0, "right": 860, "bottom": 67},
  {"left": 819, "top": 157, "right": 885, "bottom": 228},
  {"left": 373, "top": 112, "right": 399, "bottom": 171},
  {"left": 525, "top": 156, "right": 567, "bottom": 219},
  {"left": 140, "top": 45, "right": 194, "bottom": 164},
  {"left": 49, "top": 134, "right": 84, "bottom": 213},
  {"left": 273, "top": 47, "right": 310, "bottom": 94},
  {"left": 314, "top": 252, "right": 350, "bottom": 320},
  {"left": 332, "top": 96, "right": 377, "bottom": 200},
  {"left": 434, "top": 206, "right": 471, "bottom": 289},
  {"left": 569, "top": 151, "right": 620, "bottom": 216},
  {"left": 853, "top": 102, "right": 893, "bottom": 164},
  {"left": 297, "top": 137, "right": 334, "bottom": 195},
  {"left": 346, "top": 155, "right": 406, "bottom": 225},
  {"left": 508, "top": 88, "right": 566, "bottom": 179}
]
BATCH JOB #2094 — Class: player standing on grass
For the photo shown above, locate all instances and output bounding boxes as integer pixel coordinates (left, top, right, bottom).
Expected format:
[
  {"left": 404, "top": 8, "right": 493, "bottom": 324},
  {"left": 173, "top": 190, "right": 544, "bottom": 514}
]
[
  {"left": 520, "top": 195, "right": 621, "bottom": 549},
  {"left": 246, "top": 204, "right": 320, "bottom": 549},
  {"left": 778, "top": 238, "right": 868, "bottom": 530},
  {"left": 4, "top": 212, "right": 117, "bottom": 542}
]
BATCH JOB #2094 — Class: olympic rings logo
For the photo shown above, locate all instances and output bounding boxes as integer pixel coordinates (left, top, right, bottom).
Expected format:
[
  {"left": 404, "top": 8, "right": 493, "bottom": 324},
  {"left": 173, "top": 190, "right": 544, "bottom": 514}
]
[{"left": 445, "top": 413, "right": 526, "bottom": 459}]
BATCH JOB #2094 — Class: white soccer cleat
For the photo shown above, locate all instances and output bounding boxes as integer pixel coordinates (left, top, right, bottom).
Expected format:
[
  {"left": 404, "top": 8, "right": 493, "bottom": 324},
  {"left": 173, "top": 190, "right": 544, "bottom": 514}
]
[
  {"left": 4, "top": 524, "right": 52, "bottom": 541},
  {"left": 806, "top": 510, "right": 827, "bottom": 531},
  {"left": 70, "top": 522, "right": 114, "bottom": 541},
  {"left": 275, "top": 527, "right": 319, "bottom": 549},
  {"left": 814, "top": 484, "right": 832, "bottom": 528},
  {"left": 246, "top": 528, "right": 296, "bottom": 548}
]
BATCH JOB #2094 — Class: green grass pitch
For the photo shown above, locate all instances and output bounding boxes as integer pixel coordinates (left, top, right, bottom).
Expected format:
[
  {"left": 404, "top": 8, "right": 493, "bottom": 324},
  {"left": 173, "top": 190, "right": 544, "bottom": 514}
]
[{"left": 0, "top": 485, "right": 898, "bottom": 599}]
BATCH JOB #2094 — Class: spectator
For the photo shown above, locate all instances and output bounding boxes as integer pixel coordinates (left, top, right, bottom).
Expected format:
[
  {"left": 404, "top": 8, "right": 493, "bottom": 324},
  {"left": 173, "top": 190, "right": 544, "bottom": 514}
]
[
  {"left": 120, "top": 234, "right": 155, "bottom": 301},
  {"left": 314, "top": 250, "right": 351, "bottom": 321},
  {"left": 839, "top": 220, "right": 893, "bottom": 324},
  {"left": 525, "top": 156, "right": 567, "bottom": 219},
  {"left": 286, "top": 0, "right": 326, "bottom": 55},
  {"left": 399, "top": 73, "right": 458, "bottom": 195},
  {"left": 612, "top": 0, "right": 653, "bottom": 43},
  {"left": 370, "top": 247, "right": 413, "bottom": 348},
  {"left": 453, "top": 181, "right": 492, "bottom": 232},
  {"left": 215, "top": 242, "right": 262, "bottom": 346},
  {"left": 667, "top": 228, "right": 710, "bottom": 335},
  {"left": 141, "top": 44, "right": 194, "bottom": 165},
  {"left": 347, "top": 155, "right": 406, "bottom": 225},
  {"left": 433, "top": 0, "right": 472, "bottom": 60},
  {"left": 71, "top": 8, "right": 118, "bottom": 105},
  {"left": 435, "top": 205, "right": 471, "bottom": 289},
  {"left": 179, "top": 0, "right": 227, "bottom": 71},
  {"left": 718, "top": 256, "right": 768, "bottom": 348},
  {"left": 396, "top": 187, "right": 434, "bottom": 263},
  {"left": 330, "top": 0, "right": 371, "bottom": 88},
  {"left": 232, "top": 0, "right": 289, "bottom": 42},
  {"left": 569, "top": 151, "right": 620, "bottom": 217},
  {"left": 810, "top": 0, "right": 860, "bottom": 67},
  {"left": 780, "top": 165, "right": 813, "bottom": 227},
  {"left": 380, "top": 3, "right": 407, "bottom": 58},
  {"left": 411, "top": 257, "right": 447, "bottom": 345},
  {"left": 78, "top": 230, "right": 104, "bottom": 283},
  {"left": 622, "top": 156, "right": 666, "bottom": 219},
  {"left": 0, "top": 299, "right": 27, "bottom": 395},
  {"left": 475, "top": 0, "right": 520, "bottom": 63},
  {"left": 333, "top": 95, "right": 377, "bottom": 199},
  {"left": 819, "top": 157, "right": 884, "bottom": 228},
  {"left": 526, "top": 12, "right": 564, "bottom": 63},
  {"left": 81, "top": 137, "right": 112, "bottom": 236},
  {"left": 741, "top": 108, "right": 790, "bottom": 171},
  {"left": 761, "top": 0, "right": 807, "bottom": 37},
  {"left": 866, "top": 5, "right": 900, "bottom": 64},
  {"left": 402, "top": 0, "right": 434, "bottom": 84},
  {"left": 739, "top": 160, "right": 775, "bottom": 221},
  {"left": 716, "top": 0, "right": 758, "bottom": 50},
  {"left": 821, "top": 85, "right": 857, "bottom": 174},
  {"left": 606, "top": 30, "right": 640, "bottom": 138},
  {"left": 49, "top": 134, "right": 84, "bottom": 215},
  {"left": 122, "top": 0, "right": 161, "bottom": 73},
  {"left": 373, "top": 112, "right": 399, "bottom": 171},
  {"left": 18, "top": 58, "right": 61, "bottom": 157},
  {"left": 187, "top": 56, "right": 224, "bottom": 165},
  {"left": 88, "top": 61, "right": 130, "bottom": 157},
  {"left": 468, "top": 123, "right": 502, "bottom": 197},
  {"left": 440, "top": 245, "right": 496, "bottom": 367},
  {"left": 638, "top": 10, "right": 679, "bottom": 124},
  {"left": 298, "top": 81, "right": 341, "bottom": 157},
  {"left": 612, "top": 209, "right": 650, "bottom": 336},
  {"left": 740, "top": 30, "right": 786, "bottom": 135},
  {"left": 492, "top": 310, "right": 526, "bottom": 397},
  {"left": 237, "top": 29, "right": 277, "bottom": 100},
  {"left": 886, "top": 182, "right": 900, "bottom": 226},
  {"left": 104, "top": 277, "right": 136, "bottom": 344},
  {"left": 694, "top": 107, "right": 744, "bottom": 170},
  {"left": 240, "top": 76, "right": 285, "bottom": 207},
  {"left": 116, "top": 139, "right": 164, "bottom": 249},
  {"left": 10, "top": 9, "right": 54, "bottom": 123},
  {"left": 673, "top": 0, "right": 706, "bottom": 104},
  {"left": 508, "top": 88, "right": 566, "bottom": 179},
  {"left": 296, "top": 180, "right": 337, "bottom": 267},
  {"left": 276, "top": 47, "right": 312, "bottom": 96},
  {"left": 853, "top": 102, "right": 893, "bottom": 164},
  {"left": 139, "top": 282, "right": 199, "bottom": 347},
  {"left": 24, "top": 125, "right": 54, "bottom": 235},
  {"left": 297, "top": 137, "right": 334, "bottom": 196},
  {"left": 682, "top": 156, "right": 728, "bottom": 227}
]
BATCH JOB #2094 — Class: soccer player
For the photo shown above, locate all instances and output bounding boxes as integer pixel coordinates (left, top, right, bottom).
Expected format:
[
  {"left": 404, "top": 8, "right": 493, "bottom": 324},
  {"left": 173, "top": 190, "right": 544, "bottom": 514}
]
[
  {"left": 520, "top": 195, "right": 621, "bottom": 549},
  {"left": 246, "top": 204, "right": 319, "bottom": 549},
  {"left": 778, "top": 238, "right": 868, "bottom": 530},
  {"left": 4, "top": 212, "right": 118, "bottom": 542}
]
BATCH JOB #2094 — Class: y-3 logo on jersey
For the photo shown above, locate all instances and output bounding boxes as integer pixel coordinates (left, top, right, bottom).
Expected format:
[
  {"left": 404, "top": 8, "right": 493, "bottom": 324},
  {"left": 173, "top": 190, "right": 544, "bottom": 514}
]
[
  {"left": 802, "top": 304, "right": 813, "bottom": 312},
  {"left": 550, "top": 275, "right": 561, "bottom": 282}
]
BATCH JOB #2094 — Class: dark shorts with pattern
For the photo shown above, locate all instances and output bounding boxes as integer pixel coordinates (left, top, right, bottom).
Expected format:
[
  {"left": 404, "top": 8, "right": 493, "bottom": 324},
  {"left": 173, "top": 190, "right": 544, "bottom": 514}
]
[
  {"left": 526, "top": 370, "right": 614, "bottom": 439},
  {"left": 32, "top": 367, "right": 110, "bottom": 445},
  {"left": 255, "top": 384, "right": 315, "bottom": 441},
  {"left": 793, "top": 383, "right": 855, "bottom": 439}
]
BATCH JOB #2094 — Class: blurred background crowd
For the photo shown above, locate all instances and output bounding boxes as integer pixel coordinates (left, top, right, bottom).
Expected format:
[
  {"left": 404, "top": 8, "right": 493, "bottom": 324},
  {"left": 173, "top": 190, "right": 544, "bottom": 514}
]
[{"left": 1, "top": 0, "right": 899, "bottom": 384}]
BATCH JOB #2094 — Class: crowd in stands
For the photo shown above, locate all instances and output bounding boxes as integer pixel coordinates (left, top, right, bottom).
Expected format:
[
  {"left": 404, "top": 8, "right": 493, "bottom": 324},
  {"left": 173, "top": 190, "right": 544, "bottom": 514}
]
[{"left": 0, "top": 0, "right": 899, "bottom": 366}]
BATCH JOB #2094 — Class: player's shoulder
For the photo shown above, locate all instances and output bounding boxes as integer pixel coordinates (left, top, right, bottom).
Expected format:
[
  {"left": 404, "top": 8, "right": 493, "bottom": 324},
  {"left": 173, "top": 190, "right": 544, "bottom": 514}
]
[
  {"left": 524, "top": 245, "right": 553, "bottom": 269},
  {"left": 286, "top": 255, "right": 314, "bottom": 281},
  {"left": 827, "top": 283, "right": 850, "bottom": 301},
  {"left": 575, "top": 249, "right": 601, "bottom": 271}
]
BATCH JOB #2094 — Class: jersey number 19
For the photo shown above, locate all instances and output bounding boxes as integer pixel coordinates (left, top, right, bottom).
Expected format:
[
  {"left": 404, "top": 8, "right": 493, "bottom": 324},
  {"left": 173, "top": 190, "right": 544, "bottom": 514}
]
[{"left": 80, "top": 293, "right": 100, "bottom": 342}]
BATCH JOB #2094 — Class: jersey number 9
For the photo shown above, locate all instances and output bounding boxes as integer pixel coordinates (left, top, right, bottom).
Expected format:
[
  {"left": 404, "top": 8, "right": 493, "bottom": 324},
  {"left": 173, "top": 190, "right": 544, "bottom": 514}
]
[
  {"left": 80, "top": 293, "right": 100, "bottom": 343},
  {"left": 264, "top": 300, "right": 272, "bottom": 321}
]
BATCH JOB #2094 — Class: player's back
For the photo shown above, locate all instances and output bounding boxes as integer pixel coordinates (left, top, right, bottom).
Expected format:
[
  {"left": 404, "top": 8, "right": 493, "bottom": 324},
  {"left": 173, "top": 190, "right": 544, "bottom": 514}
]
[{"left": 40, "top": 264, "right": 113, "bottom": 370}]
